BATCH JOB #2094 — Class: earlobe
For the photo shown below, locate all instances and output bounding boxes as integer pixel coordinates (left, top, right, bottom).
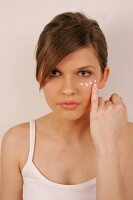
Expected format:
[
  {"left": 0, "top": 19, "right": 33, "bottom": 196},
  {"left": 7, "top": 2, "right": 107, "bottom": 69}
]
[{"left": 98, "top": 67, "right": 110, "bottom": 89}]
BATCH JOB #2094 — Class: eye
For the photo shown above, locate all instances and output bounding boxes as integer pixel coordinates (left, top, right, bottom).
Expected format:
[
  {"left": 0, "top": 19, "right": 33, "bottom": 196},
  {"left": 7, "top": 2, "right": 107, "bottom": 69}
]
[
  {"left": 49, "top": 69, "right": 92, "bottom": 78},
  {"left": 49, "top": 70, "right": 61, "bottom": 77},
  {"left": 78, "top": 70, "right": 91, "bottom": 77}
]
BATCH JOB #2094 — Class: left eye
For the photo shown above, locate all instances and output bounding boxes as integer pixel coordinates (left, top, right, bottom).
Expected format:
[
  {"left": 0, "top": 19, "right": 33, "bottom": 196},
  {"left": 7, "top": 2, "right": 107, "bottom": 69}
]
[{"left": 79, "top": 71, "right": 91, "bottom": 77}]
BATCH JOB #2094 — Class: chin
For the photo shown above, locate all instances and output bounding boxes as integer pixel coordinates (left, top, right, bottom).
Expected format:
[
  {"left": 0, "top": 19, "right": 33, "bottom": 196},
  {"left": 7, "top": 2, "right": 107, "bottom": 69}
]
[
  {"left": 55, "top": 109, "right": 88, "bottom": 121},
  {"left": 51, "top": 103, "right": 90, "bottom": 121}
]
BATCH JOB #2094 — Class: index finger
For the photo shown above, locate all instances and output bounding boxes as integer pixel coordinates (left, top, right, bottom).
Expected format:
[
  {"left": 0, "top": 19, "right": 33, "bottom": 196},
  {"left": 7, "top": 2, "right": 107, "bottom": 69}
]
[{"left": 90, "top": 83, "right": 98, "bottom": 115}]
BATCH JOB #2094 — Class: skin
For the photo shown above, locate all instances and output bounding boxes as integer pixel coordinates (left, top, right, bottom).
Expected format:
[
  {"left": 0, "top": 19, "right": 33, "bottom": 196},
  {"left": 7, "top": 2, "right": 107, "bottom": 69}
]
[
  {"left": 41, "top": 45, "right": 110, "bottom": 144},
  {"left": 1, "top": 45, "right": 133, "bottom": 200},
  {"left": 90, "top": 82, "right": 128, "bottom": 200},
  {"left": 90, "top": 83, "right": 128, "bottom": 151},
  {"left": 41, "top": 45, "right": 128, "bottom": 199}
]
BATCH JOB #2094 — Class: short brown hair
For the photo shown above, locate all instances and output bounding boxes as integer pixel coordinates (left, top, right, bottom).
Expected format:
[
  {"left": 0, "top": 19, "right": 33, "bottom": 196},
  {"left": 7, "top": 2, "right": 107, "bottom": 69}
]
[{"left": 36, "top": 11, "right": 108, "bottom": 90}]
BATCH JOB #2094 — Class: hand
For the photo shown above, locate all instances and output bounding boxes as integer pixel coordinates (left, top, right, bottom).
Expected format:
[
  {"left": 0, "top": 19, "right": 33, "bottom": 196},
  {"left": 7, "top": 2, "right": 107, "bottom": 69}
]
[{"left": 90, "top": 83, "right": 128, "bottom": 151}]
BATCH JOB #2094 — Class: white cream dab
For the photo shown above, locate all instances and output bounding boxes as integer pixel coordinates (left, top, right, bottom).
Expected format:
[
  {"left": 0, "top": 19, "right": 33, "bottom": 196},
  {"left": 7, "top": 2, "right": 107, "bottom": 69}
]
[
  {"left": 80, "top": 80, "right": 96, "bottom": 87},
  {"left": 85, "top": 83, "right": 89, "bottom": 87}
]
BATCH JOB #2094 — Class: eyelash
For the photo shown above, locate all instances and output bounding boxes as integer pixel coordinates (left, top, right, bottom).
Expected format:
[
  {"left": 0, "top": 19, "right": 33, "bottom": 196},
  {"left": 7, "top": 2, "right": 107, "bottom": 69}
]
[{"left": 49, "top": 69, "right": 92, "bottom": 78}]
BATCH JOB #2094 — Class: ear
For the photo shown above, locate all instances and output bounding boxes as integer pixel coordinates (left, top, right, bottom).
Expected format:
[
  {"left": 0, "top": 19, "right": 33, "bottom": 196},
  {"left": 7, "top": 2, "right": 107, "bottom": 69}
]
[
  {"left": 36, "top": 71, "right": 41, "bottom": 83},
  {"left": 98, "top": 67, "right": 110, "bottom": 89}
]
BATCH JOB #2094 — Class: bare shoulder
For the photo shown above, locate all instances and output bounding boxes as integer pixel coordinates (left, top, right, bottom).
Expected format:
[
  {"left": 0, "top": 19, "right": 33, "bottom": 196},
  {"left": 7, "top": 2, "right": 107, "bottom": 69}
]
[
  {"left": 127, "top": 121, "right": 133, "bottom": 135},
  {"left": 126, "top": 121, "right": 133, "bottom": 158},
  {"left": 120, "top": 121, "right": 133, "bottom": 154},
  {"left": 124, "top": 121, "right": 133, "bottom": 146},
  {"left": 0, "top": 122, "right": 30, "bottom": 199},
  {"left": 120, "top": 121, "right": 133, "bottom": 143},
  {"left": 119, "top": 121, "right": 133, "bottom": 199},
  {"left": 1, "top": 122, "right": 30, "bottom": 169},
  {"left": 125, "top": 121, "right": 133, "bottom": 156},
  {"left": 2, "top": 122, "right": 29, "bottom": 149},
  {"left": 3, "top": 122, "right": 29, "bottom": 140}
]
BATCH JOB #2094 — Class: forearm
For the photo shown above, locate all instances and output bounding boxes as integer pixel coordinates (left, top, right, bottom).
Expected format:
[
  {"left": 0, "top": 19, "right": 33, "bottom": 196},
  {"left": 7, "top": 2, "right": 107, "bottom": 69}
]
[{"left": 96, "top": 144, "right": 125, "bottom": 200}]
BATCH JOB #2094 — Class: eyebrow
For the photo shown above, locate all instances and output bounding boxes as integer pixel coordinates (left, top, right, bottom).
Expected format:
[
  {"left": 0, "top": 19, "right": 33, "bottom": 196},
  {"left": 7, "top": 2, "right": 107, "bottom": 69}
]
[
  {"left": 54, "top": 65, "right": 96, "bottom": 71},
  {"left": 77, "top": 65, "right": 96, "bottom": 70}
]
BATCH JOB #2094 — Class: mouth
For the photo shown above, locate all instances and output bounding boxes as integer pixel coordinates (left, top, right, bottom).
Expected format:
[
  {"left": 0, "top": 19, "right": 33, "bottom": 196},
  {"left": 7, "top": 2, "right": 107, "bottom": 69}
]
[{"left": 58, "top": 101, "right": 81, "bottom": 110}]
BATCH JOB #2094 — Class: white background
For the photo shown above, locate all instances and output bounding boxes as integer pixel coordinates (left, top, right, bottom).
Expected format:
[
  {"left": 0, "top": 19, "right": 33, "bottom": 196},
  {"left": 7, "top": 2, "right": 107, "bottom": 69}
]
[{"left": 0, "top": 0, "right": 133, "bottom": 144}]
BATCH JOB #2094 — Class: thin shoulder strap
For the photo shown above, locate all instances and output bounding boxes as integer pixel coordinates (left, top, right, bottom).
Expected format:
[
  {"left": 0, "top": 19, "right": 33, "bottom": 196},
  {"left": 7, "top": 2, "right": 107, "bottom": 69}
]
[{"left": 28, "top": 119, "right": 36, "bottom": 162}]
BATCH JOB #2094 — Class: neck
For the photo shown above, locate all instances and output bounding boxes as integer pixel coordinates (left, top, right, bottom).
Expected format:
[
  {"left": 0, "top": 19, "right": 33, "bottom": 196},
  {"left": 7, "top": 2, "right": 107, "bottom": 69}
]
[{"left": 48, "top": 112, "right": 92, "bottom": 144}]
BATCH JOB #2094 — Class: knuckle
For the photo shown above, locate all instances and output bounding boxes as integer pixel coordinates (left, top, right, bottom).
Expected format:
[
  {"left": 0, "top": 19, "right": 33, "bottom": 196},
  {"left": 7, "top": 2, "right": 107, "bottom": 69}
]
[
  {"left": 112, "top": 93, "right": 119, "bottom": 98},
  {"left": 109, "top": 93, "right": 120, "bottom": 102},
  {"left": 113, "top": 94, "right": 122, "bottom": 101}
]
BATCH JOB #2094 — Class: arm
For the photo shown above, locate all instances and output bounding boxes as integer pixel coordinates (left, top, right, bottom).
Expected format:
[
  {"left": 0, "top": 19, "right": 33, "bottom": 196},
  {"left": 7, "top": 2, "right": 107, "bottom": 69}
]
[
  {"left": 0, "top": 126, "right": 23, "bottom": 200},
  {"left": 90, "top": 82, "right": 128, "bottom": 200},
  {"left": 96, "top": 144, "right": 125, "bottom": 200}
]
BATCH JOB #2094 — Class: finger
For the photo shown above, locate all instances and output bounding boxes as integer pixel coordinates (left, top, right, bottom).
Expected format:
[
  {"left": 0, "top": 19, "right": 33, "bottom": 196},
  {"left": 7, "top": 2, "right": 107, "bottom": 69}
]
[
  {"left": 119, "top": 96, "right": 125, "bottom": 104},
  {"left": 90, "top": 83, "right": 98, "bottom": 115},
  {"left": 105, "top": 100, "right": 112, "bottom": 107},
  {"left": 98, "top": 96, "right": 104, "bottom": 107},
  {"left": 109, "top": 93, "right": 123, "bottom": 104}
]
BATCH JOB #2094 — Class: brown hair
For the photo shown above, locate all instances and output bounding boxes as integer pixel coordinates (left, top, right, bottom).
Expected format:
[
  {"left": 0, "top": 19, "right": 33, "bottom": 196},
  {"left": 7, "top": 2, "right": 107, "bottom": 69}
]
[{"left": 36, "top": 11, "right": 108, "bottom": 90}]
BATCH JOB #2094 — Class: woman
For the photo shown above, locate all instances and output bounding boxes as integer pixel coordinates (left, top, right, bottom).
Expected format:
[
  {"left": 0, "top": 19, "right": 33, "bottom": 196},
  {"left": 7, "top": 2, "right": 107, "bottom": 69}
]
[{"left": 0, "top": 11, "right": 133, "bottom": 200}]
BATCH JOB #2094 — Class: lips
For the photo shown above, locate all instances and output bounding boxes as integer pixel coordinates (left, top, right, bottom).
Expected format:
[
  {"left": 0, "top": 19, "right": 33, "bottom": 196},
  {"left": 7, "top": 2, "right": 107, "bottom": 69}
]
[
  {"left": 58, "top": 101, "right": 80, "bottom": 105},
  {"left": 58, "top": 101, "right": 81, "bottom": 110}
]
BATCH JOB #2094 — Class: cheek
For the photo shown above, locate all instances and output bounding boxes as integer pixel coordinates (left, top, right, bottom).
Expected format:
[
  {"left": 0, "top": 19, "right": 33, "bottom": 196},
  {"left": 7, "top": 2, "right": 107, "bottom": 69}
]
[
  {"left": 81, "top": 87, "right": 92, "bottom": 105},
  {"left": 85, "top": 90, "right": 92, "bottom": 106},
  {"left": 43, "top": 81, "right": 59, "bottom": 94},
  {"left": 42, "top": 82, "right": 60, "bottom": 106}
]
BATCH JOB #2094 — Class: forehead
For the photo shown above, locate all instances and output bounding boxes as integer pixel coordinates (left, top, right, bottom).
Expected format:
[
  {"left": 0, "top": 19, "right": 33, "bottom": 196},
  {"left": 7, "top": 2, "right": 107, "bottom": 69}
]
[{"left": 56, "top": 45, "right": 100, "bottom": 72}]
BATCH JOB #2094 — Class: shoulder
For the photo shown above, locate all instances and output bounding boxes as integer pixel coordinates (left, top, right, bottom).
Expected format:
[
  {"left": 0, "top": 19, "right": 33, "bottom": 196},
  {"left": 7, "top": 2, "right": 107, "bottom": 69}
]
[
  {"left": 2, "top": 122, "right": 30, "bottom": 148},
  {"left": 119, "top": 121, "right": 133, "bottom": 154},
  {"left": 118, "top": 121, "right": 133, "bottom": 173},
  {"left": 120, "top": 121, "right": 133, "bottom": 142},
  {"left": 119, "top": 121, "right": 133, "bottom": 198},
  {"left": 125, "top": 121, "right": 133, "bottom": 155},
  {"left": 126, "top": 121, "right": 133, "bottom": 153},
  {"left": 0, "top": 123, "right": 30, "bottom": 198},
  {"left": 125, "top": 121, "right": 133, "bottom": 198},
  {"left": 1, "top": 122, "right": 30, "bottom": 168},
  {"left": 126, "top": 121, "right": 133, "bottom": 133},
  {"left": 125, "top": 121, "right": 133, "bottom": 145}
]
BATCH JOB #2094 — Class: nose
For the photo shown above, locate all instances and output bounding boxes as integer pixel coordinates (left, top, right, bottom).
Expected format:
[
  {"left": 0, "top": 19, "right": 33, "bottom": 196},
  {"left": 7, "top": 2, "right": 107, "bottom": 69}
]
[
  {"left": 62, "top": 88, "right": 75, "bottom": 95},
  {"left": 61, "top": 79, "right": 76, "bottom": 96}
]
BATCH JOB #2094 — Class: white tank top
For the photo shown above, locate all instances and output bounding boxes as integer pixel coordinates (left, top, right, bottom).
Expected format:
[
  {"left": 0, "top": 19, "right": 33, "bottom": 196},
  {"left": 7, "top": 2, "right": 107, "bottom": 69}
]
[{"left": 22, "top": 119, "right": 96, "bottom": 200}]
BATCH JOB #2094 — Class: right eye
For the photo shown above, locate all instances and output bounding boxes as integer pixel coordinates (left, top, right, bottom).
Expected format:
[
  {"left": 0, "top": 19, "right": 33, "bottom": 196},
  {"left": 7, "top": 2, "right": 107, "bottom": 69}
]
[{"left": 49, "top": 70, "right": 61, "bottom": 77}]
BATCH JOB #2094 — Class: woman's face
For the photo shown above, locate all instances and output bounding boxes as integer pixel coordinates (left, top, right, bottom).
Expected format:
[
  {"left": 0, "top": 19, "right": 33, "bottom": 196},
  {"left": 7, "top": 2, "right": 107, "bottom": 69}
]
[{"left": 42, "top": 45, "right": 109, "bottom": 120}]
